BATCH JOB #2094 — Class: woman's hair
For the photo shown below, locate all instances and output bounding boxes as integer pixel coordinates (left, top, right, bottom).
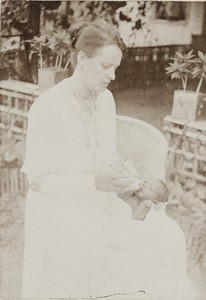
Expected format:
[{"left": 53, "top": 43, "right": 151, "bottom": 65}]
[{"left": 69, "top": 20, "right": 126, "bottom": 69}]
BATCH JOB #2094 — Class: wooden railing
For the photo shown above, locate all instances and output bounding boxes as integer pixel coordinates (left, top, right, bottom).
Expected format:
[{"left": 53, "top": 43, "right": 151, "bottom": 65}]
[
  {"left": 0, "top": 80, "right": 39, "bottom": 196},
  {"left": 0, "top": 80, "right": 40, "bottom": 140},
  {"left": 164, "top": 116, "right": 206, "bottom": 185}
]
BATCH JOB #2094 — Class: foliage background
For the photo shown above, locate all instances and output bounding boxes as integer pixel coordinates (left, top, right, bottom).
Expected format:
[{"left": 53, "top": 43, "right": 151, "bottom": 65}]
[{"left": 1, "top": 0, "right": 194, "bottom": 87}]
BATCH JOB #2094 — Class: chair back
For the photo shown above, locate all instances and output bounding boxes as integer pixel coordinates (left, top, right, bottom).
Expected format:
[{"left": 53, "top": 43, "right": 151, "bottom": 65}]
[{"left": 116, "top": 115, "right": 168, "bottom": 181}]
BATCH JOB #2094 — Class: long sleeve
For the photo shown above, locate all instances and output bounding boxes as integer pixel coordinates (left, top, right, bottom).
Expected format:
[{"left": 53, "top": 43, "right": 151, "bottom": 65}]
[
  {"left": 28, "top": 171, "right": 96, "bottom": 197},
  {"left": 21, "top": 92, "right": 96, "bottom": 196}
]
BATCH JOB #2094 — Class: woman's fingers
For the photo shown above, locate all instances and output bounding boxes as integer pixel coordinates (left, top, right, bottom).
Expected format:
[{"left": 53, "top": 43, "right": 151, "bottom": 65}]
[
  {"left": 98, "top": 181, "right": 128, "bottom": 193},
  {"left": 111, "top": 176, "right": 134, "bottom": 186},
  {"left": 95, "top": 168, "right": 136, "bottom": 193},
  {"left": 109, "top": 178, "right": 135, "bottom": 194}
]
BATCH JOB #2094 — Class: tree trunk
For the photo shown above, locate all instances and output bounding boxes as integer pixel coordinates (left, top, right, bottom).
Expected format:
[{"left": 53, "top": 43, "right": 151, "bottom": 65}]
[{"left": 27, "top": 1, "right": 41, "bottom": 83}]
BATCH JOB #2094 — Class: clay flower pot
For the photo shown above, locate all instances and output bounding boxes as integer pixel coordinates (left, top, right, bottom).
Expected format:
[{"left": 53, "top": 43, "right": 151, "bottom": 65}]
[
  {"left": 38, "top": 67, "right": 70, "bottom": 92},
  {"left": 171, "top": 90, "right": 205, "bottom": 121}
]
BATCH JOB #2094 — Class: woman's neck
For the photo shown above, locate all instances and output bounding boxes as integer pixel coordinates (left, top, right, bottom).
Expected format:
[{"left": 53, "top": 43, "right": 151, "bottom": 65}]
[
  {"left": 70, "top": 71, "right": 92, "bottom": 103},
  {"left": 69, "top": 72, "right": 96, "bottom": 115}
]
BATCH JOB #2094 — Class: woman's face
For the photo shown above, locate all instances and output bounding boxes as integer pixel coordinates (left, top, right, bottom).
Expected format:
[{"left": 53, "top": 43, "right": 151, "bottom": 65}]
[{"left": 80, "top": 44, "right": 122, "bottom": 93}]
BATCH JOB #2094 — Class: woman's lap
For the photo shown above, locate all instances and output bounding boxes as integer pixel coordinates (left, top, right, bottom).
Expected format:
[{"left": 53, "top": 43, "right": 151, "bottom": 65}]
[{"left": 22, "top": 190, "right": 192, "bottom": 299}]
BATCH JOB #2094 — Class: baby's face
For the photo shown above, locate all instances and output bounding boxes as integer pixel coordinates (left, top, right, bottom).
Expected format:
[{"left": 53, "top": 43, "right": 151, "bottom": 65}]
[{"left": 135, "top": 180, "right": 158, "bottom": 202}]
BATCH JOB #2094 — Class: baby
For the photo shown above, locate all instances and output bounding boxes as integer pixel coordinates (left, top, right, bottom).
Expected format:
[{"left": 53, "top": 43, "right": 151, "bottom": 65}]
[
  {"left": 109, "top": 157, "right": 169, "bottom": 220},
  {"left": 122, "top": 179, "right": 169, "bottom": 220}
]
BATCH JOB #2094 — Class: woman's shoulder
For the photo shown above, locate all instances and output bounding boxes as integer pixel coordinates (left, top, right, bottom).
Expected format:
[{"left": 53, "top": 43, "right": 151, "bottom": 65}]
[
  {"left": 98, "top": 88, "right": 115, "bottom": 110},
  {"left": 100, "top": 88, "right": 114, "bottom": 100},
  {"left": 29, "top": 78, "right": 72, "bottom": 116}
]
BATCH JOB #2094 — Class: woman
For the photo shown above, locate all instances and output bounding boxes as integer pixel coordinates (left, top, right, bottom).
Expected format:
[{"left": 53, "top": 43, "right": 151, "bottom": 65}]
[{"left": 21, "top": 21, "right": 193, "bottom": 299}]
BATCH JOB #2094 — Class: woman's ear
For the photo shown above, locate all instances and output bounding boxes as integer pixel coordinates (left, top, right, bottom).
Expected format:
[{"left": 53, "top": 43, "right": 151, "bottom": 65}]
[{"left": 76, "top": 51, "right": 87, "bottom": 68}]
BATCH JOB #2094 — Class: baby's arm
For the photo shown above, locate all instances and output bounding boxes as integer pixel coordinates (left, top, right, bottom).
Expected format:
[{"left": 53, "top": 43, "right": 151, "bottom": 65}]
[
  {"left": 119, "top": 191, "right": 154, "bottom": 221},
  {"left": 124, "top": 195, "right": 139, "bottom": 210},
  {"left": 132, "top": 200, "right": 154, "bottom": 220},
  {"left": 120, "top": 193, "right": 154, "bottom": 220}
]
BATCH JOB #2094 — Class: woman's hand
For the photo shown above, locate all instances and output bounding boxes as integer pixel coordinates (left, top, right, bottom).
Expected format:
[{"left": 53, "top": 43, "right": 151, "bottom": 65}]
[{"left": 95, "top": 167, "right": 134, "bottom": 194}]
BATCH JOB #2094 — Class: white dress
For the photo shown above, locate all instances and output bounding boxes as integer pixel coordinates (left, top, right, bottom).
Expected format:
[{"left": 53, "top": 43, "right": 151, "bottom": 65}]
[{"left": 21, "top": 78, "right": 194, "bottom": 299}]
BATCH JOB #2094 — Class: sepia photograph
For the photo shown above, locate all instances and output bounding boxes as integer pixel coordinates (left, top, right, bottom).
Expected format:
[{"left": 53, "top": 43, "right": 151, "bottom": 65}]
[{"left": 0, "top": 1, "right": 206, "bottom": 299}]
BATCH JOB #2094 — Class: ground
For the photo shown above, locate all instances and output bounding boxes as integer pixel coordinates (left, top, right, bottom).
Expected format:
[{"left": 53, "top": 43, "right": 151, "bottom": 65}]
[
  {"left": 113, "top": 81, "right": 174, "bottom": 131},
  {"left": 0, "top": 82, "right": 206, "bottom": 299}
]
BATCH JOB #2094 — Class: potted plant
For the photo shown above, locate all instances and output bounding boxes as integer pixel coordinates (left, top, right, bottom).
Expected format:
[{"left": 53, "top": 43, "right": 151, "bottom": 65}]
[
  {"left": 26, "top": 34, "right": 56, "bottom": 91},
  {"left": 48, "top": 29, "right": 71, "bottom": 84},
  {"left": 165, "top": 50, "right": 206, "bottom": 121},
  {"left": 26, "top": 30, "right": 72, "bottom": 92}
]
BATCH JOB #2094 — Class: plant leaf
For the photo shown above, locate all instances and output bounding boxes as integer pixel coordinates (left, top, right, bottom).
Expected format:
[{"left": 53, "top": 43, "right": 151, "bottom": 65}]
[
  {"left": 175, "top": 52, "right": 184, "bottom": 59},
  {"left": 186, "top": 50, "right": 195, "bottom": 60},
  {"left": 198, "top": 51, "right": 205, "bottom": 61},
  {"left": 187, "top": 49, "right": 194, "bottom": 57}
]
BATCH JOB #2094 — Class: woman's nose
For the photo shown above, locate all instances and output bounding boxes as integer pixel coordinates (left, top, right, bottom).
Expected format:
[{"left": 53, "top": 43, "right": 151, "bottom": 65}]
[{"left": 107, "top": 68, "right": 116, "bottom": 81}]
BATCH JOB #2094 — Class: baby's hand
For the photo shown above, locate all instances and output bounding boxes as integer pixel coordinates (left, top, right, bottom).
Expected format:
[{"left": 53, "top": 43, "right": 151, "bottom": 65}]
[
  {"left": 117, "top": 178, "right": 143, "bottom": 201},
  {"left": 132, "top": 200, "right": 154, "bottom": 221}
]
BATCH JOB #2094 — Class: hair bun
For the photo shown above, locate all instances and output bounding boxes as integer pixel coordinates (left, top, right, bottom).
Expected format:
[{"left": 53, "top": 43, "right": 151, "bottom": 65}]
[{"left": 69, "top": 22, "right": 90, "bottom": 48}]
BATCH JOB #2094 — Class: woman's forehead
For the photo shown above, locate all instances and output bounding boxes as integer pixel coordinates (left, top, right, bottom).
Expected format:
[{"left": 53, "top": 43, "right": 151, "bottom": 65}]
[{"left": 95, "top": 44, "right": 122, "bottom": 64}]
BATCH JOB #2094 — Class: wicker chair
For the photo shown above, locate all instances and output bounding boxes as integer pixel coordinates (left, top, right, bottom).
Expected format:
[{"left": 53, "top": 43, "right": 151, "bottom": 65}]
[
  {"left": 117, "top": 116, "right": 206, "bottom": 274},
  {"left": 117, "top": 115, "right": 168, "bottom": 182}
]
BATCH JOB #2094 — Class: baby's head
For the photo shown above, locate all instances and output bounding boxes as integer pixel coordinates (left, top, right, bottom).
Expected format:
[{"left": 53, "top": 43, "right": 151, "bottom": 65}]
[
  {"left": 134, "top": 179, "right": 169, "bottom": 204},
  {"left": 132, "top": 179, "right": 169, "bottom": 221}
]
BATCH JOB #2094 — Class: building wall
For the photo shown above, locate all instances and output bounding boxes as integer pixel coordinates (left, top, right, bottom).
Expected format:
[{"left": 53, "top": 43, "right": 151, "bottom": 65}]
[{"left": 116, "top": 2, "right": 204, "bottom": 47}]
